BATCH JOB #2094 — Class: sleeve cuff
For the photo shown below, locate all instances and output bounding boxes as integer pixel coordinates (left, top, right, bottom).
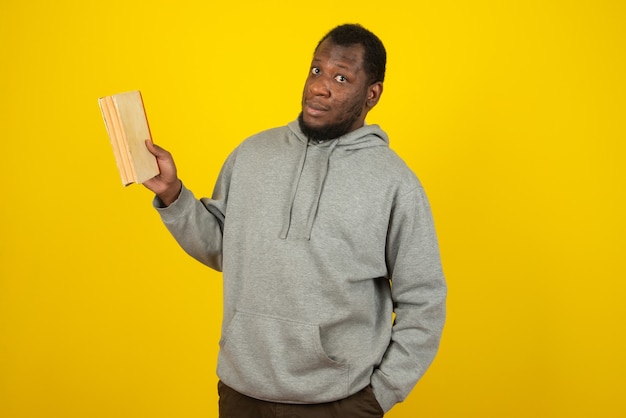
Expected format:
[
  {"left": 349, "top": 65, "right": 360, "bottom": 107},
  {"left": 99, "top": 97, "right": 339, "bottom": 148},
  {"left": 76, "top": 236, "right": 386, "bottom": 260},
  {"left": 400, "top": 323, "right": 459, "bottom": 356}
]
[
  {"left": 152, "top": 183, "right": 194, "bottom": 219},
  {"left": 371, "top": 371, "right": 401, "bottom": 413}
]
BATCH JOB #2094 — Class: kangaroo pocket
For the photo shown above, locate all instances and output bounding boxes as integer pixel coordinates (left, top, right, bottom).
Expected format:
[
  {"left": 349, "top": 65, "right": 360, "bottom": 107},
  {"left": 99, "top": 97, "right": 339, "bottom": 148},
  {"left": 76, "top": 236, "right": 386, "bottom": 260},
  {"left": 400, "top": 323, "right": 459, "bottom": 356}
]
[{"left": 217, "top": 310, "right": 350, "bottom": 403}]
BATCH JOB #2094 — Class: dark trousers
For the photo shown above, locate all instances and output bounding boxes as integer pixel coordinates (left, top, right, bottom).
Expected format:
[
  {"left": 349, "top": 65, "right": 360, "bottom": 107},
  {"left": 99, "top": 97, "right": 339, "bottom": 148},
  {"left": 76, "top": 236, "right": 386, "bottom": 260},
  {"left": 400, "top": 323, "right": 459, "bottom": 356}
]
[{"left": 218, "top": 381, "right": 384, "bottom": 418}]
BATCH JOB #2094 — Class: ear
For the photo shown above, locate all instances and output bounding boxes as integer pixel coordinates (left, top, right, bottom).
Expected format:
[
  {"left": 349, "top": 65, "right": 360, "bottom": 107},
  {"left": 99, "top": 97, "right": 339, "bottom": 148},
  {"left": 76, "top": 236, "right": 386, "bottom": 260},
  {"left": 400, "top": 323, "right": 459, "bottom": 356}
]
[{"left": 366, "top": 82, "right": 383, "bottom": 110}]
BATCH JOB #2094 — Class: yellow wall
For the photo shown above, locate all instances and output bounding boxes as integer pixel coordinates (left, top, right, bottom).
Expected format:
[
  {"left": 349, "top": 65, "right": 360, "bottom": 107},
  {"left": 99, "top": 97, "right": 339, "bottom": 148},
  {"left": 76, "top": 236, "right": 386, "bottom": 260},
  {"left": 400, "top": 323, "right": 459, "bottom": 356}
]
[{"left": 1, "top": 1, "right": 625, "bottom": 417}]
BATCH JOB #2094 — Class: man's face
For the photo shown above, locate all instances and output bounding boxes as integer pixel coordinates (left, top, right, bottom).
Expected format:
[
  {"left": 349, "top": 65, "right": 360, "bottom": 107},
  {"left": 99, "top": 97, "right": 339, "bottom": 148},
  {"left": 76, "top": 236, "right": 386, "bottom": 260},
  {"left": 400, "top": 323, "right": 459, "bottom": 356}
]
[{"left": 300, "top": 38, "right": 380, "bottom": 141}]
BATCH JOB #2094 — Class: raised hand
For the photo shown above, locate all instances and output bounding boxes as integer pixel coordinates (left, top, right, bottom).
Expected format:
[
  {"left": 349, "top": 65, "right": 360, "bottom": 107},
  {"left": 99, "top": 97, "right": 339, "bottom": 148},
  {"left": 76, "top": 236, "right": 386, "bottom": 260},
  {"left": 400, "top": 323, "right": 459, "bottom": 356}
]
[{"left": 143, "top": 139, "right": 183, "bottom": 207}]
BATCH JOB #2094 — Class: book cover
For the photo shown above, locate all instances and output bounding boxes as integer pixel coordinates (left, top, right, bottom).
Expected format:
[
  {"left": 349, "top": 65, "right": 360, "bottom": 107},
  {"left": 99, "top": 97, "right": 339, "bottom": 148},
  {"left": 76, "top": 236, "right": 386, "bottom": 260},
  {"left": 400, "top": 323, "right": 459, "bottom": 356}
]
[{"left": 98, "top": 90, "right": 159, "bottom": 186}]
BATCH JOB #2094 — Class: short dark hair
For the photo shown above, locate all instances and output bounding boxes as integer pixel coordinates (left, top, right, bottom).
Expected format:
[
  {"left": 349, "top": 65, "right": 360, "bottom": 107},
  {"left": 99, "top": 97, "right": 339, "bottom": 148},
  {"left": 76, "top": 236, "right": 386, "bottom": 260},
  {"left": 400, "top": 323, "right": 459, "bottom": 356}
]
[{"left": 316, "top": 23, "right": 386, "bottom": 84}]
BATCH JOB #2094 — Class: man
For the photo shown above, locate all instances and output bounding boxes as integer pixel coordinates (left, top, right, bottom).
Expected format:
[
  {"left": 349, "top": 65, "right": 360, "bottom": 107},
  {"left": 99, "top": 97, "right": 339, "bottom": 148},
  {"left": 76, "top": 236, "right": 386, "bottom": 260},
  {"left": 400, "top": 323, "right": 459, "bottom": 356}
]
[{"left": 144, "top": 23, "right": 446, "bottom": 417}]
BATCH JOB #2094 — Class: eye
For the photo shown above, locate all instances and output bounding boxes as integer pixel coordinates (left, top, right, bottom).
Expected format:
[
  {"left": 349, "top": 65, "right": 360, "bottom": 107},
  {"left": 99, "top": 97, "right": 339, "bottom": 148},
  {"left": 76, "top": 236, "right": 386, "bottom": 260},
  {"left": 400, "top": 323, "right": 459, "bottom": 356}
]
[
  {"left": 311, "top": 67, "right": 321, "bottom": 75},
  {"left": 335, "top": 75, "right": 347, "bottom": 82}
]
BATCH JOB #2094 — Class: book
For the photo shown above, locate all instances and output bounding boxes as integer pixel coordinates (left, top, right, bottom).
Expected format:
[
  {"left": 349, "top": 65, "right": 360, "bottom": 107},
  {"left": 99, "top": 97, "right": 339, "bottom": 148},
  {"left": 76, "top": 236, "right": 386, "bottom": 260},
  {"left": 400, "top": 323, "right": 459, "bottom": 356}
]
[{"left": 98, "top": 90, "right": 159, "bottom": 186}]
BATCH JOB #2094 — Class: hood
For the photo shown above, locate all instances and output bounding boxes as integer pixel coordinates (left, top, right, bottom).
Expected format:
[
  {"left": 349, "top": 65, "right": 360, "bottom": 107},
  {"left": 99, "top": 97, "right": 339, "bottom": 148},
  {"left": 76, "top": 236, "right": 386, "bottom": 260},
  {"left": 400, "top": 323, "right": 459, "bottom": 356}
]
[
  {"left": 287, "top": 119, "right": 390, "bottom": 150},
  {"left": 280, "top": 119, "right": 390, "bottom": 239}
]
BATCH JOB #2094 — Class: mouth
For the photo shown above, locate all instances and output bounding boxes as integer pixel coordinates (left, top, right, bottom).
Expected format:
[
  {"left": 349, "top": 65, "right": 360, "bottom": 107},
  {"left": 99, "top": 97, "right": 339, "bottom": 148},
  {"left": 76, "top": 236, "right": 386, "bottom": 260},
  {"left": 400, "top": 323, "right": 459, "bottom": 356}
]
[{"left": 304, "top": 100, "right": 329, "bottom": 116}]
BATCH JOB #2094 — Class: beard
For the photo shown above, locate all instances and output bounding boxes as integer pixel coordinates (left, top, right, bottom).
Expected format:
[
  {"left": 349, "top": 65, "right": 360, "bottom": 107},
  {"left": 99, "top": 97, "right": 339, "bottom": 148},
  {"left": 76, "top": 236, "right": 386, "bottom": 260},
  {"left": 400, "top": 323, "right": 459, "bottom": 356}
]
[{"left": 297, "top": 102, "right": 364, "bottom": 143}]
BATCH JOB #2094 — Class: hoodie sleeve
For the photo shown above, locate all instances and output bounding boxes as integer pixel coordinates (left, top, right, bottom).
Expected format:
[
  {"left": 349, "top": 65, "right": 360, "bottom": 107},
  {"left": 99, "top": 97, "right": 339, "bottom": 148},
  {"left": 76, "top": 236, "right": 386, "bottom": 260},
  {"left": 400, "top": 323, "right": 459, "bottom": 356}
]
[
  {"left": 152, "top": 150, "right": 237, "bottom": 272},
  {"left": 371, "top": 184, "right": 447, "bottom": 412}
]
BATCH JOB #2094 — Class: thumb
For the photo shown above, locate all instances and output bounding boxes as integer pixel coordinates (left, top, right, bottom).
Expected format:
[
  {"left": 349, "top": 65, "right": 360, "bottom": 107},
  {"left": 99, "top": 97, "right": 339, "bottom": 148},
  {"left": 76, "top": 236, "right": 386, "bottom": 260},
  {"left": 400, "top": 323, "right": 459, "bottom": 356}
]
[
  {"left": 144, "top": 139, "right": 177, "bottom": 178},
  {"left": 145, "top": 139, "right": 168, "bottom": 157}
]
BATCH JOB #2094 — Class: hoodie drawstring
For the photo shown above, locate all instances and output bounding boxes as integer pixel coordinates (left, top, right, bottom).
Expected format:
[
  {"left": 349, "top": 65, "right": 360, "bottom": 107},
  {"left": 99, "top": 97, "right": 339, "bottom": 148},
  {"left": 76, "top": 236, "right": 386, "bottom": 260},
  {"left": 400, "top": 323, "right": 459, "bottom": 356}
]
[
  {"left": 280, "top": 138, "right": 339, "bottom": 240},
  {"left": 303, "top": 140, "right": 338, "bottom": 239},
  {"left": 279, "top": 137, "right": 309, "bottom": 239}
]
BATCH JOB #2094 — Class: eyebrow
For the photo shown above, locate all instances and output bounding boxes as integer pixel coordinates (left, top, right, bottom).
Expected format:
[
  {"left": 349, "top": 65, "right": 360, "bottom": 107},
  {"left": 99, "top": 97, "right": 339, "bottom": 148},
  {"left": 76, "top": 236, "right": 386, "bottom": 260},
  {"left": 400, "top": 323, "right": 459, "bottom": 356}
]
[{"left": 312, "top": 58, "right": 358, "bottom": 73}]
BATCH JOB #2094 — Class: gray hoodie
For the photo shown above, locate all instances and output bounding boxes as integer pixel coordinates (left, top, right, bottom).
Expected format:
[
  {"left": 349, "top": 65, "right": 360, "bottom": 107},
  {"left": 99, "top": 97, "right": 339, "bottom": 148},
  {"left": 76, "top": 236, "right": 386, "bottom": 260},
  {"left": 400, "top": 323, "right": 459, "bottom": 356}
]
[{"left": 155, "top": 119, "right": 446, "bottom": 412}]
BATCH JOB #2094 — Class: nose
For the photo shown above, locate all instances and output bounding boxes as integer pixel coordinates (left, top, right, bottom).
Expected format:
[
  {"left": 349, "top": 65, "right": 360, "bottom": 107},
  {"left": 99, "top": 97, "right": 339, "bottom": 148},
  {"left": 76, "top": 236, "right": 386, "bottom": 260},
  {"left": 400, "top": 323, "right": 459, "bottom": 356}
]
[{"left": 308, "top": 76, "right": 330, "bottom": 97}]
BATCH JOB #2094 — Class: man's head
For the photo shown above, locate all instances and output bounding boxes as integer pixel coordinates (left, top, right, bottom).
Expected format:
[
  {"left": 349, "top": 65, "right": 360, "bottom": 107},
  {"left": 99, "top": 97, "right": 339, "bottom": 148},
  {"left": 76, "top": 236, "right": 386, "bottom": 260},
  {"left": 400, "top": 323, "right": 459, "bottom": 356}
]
[{"left": 299, "top": 24, "right": 386, "bottom": 142}]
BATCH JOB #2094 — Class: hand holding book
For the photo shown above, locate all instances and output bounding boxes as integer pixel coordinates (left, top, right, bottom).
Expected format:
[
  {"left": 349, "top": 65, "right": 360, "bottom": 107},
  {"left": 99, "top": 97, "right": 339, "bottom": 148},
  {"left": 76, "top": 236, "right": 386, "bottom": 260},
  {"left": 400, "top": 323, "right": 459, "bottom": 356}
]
[{"left": 143, "top": 139, "right": 182, "bottom": 206}]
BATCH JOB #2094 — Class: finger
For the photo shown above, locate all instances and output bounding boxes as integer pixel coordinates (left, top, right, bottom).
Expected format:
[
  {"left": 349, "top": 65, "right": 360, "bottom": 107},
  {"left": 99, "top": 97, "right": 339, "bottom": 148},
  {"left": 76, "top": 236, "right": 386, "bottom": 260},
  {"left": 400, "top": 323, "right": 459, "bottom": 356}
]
[
  {"left": 145, "top": 139, "right": 170, "bottom": 158},
  {"left": 145, "top": 139, "right": 158, "bottom": 155}
]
